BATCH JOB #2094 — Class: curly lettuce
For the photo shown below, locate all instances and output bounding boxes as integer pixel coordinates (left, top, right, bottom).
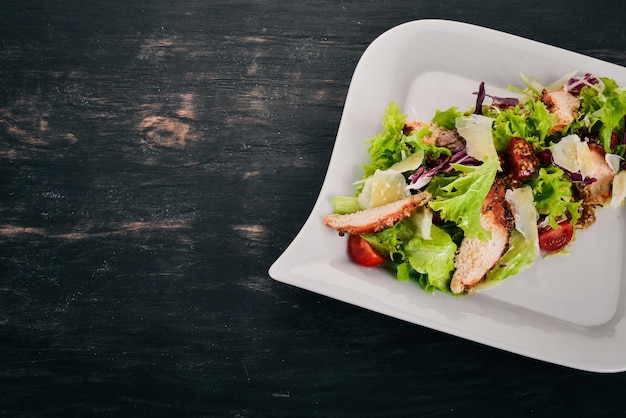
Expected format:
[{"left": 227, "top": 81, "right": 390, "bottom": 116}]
[
  {"left": 488, "top": 99, "right": 557, "bottom": 151},
  {"left": 526, "top": 166, "right": 581, "bottom": 228},
  {"left": 578, "top": 77, "right": 626, "bottom": 154},
  {"left": 403, "top": 225, "right": 457, "bottom": 293},
  {"left": 363, "top": 102, "right": 452, "bottom": 178},
  {"left": 426, "top": 156, "right": 500, "bottom": 241},
  {"left": 363, "top": 219, "right": 457, "bottom": 294},
  {"left": 363, "top": 102, "right": 409, "bottom": 177},
  {"left": 431, "top": 107, "right": 462, "bottom": 130}
]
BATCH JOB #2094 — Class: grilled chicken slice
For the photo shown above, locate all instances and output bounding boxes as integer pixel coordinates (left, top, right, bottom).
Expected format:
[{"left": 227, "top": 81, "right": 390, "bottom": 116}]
[
  {"left": 403, "top": 119, "right": 425, "bottom": 135},
  {"left": 450, "top": 180, "right": 515, "bottom": 294},
  {"left": 577, "top": 143, "right": 615, "bottom": 205},
  {"left": 542, "top": 89, "right": 580, "bottom": 134},
  {"left": 323, "top": 192, "right": 431, "bottom": 236}
]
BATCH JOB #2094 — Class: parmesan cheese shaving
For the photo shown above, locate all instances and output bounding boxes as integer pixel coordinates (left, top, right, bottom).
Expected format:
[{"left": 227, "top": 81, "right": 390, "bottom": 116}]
[
  {"left": 505, "top": 187, "right": 539, "bottom": 250},
  {"left": 455, "top": 114, "right": 499, "bottom": 165}
]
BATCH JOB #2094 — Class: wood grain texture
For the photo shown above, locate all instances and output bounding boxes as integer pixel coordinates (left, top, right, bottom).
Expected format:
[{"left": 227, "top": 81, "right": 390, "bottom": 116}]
[{"left": 2, "top": 1, "right": 626, "bottom": 416}]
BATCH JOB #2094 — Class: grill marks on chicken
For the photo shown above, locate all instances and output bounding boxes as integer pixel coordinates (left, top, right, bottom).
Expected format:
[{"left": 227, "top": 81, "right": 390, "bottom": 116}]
[
  {"left": 322, "top": 192, "right": 431, "bottom": 236},
  {"left": 542, "top": 89, "right": 580, "bottom": 134},
  {"left": 450, "top": 180, "right": 515, "bottom": 294}
]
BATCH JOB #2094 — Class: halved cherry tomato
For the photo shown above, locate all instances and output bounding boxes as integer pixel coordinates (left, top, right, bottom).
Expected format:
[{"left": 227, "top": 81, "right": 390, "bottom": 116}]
[
  {"left": 347, "top": 234, "right": 386, "bottom": 267},
  {"left": 538, "top": 220, "right": 574, "bottom": 253}
]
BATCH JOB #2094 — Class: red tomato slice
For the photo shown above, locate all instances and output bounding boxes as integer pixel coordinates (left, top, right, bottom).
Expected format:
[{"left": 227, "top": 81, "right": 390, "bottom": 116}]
[
  {"left": 347, "top": 234, "right": 386, "bottom": 267},
  {"left": 538, "top": 221, "right": 574, "bottom": 253}
]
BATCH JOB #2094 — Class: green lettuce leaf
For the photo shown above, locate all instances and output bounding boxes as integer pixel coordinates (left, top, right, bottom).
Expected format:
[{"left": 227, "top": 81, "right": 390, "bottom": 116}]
[
  {"left": 403, "top": 224, "right": 457, "bottom": 293},
  {"left": 526, "top": 99, "right": 556, "bottom": 145},
  {"left": 488, "top": 99, "right": 557, "bottom": 152},
  {"left": 362, "top": 220, "right": 412, "bottom": 262},
  {"left": 526, "top": 166, "right": 581, "bottom": 228},
  {"left": 363, "top": 217, "right": 457, "bottom": 293},
  {"left": 483, "top": 230, "right": 538, "bottom": 285},
  {"left": 431, "top": 107, "right": 462, "bottom": 130},
  {"left": 426, "top": 156, "right": 500, "bottom": 241},
  {"left": 490, "top": 107, "right": 528, "bottom": 152},
  {"left": 363, "top": 102, "right": 410, "bottom": 177},
  {"left": 363, "top": 102, "right": 453, "bottom": 179},
  {"left": 578, "top": 78, "right": 626, "bottom": 154}
]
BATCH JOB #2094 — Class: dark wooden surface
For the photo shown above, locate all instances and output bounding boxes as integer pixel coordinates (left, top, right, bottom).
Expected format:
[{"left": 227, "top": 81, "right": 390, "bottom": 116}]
[{"left": 2, "top": 1, "right": 626, "bottom": 416}]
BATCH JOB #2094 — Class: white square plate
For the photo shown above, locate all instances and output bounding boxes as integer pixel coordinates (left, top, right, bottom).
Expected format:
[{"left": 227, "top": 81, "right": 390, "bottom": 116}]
[{"left": 269, "top": 19, "right": 626, "bottom": 373}]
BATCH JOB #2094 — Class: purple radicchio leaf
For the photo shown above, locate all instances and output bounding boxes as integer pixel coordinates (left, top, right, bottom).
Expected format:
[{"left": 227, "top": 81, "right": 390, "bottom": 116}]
[
  {"left": 564, "top": 73, "right": 600, "bottom": 96},
  {"left": 407, "top": 158, "right": 449, "bottom": 190},
  {"left": 407, "top": 147, "right": 481, "bottom": 190},
  {"left": 442, "top": 148, "right": 481, "bottom": 173},
  {"left": 473, "top": 81, "right": 486, "bottom": 115},
  {"left": 407, "top": 167, "right": 433, "bottom": 190},
  {"left": 487, "top": 95, "right": 519, "bottom": 109},
  {"left": 473, "top": 81, "right": 519, "bottom": 112},
  {"left": 536, "top": 149, "right": 553, "bottom": 165},
  {"left": 564, "top": 169, "right": 597, "bottom": 185}
]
